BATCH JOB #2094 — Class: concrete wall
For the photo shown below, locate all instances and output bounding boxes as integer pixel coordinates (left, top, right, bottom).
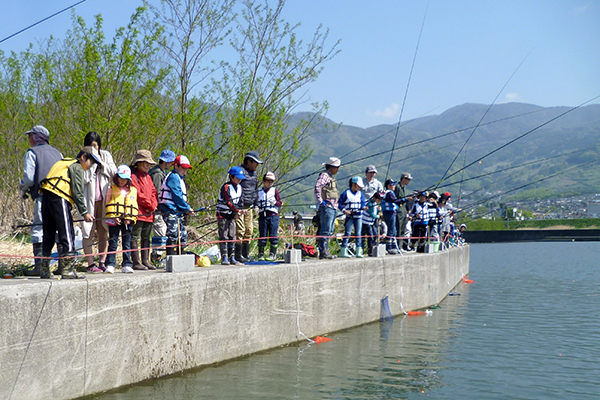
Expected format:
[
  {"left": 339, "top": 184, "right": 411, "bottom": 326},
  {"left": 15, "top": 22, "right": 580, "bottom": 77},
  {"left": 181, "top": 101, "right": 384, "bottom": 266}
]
[{"left": 1, "top": 246, "right": 469, "bottom": 400}]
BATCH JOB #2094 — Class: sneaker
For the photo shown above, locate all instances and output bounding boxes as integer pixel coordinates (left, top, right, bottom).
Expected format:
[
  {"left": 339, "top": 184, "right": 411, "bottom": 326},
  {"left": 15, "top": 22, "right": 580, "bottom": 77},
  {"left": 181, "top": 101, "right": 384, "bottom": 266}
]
[
  {"left": 387, "top": 248, "right": 398, "bottom": 255},
  {"left": 265, "top": 253, "right": 277, "bottom": 261},
  {"left": 62, "top": 270, "right": 85, "bottom": 279},
  {"left": 98, "top": 262, "right": 107, "bottom": 272},
  {"left": 122, "top": 266, "right": 134, "bottom": 273},
  {"left": 105, "top": 265, "right": 115, "bottom": 274},
  {"left": 87, "top": 264, "right": 103, "bottom": 273}
]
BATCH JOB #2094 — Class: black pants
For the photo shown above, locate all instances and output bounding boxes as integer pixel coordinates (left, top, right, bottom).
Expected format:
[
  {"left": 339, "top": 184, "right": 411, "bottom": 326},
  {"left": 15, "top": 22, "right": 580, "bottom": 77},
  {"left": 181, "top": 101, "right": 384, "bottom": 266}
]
[{"left": 41, "top": 191, "right": 75, "bottom": 257}]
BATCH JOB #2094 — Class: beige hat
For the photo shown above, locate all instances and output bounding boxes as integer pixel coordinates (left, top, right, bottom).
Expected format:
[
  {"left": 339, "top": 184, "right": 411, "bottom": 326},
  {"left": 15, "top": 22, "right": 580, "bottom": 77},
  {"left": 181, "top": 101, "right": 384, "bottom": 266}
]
[
  {"left": 264, "top": 171, "right": 276, "bottom": 181},
  {"left": 133, "top": 150, "right": 156, "bottom": 165},
  {"left": 322, "top": 157, "right": 341, "bottom": 167}
]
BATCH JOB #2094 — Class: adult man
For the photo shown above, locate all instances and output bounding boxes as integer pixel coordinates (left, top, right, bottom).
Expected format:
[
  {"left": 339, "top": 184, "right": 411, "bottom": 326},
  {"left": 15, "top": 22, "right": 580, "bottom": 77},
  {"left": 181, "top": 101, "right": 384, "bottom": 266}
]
[
  {"left": 20, "top": 125, "right": 63, "bottom": 276},
  {"left": 236, "top": 151, "right": 263, "bottom": 262},
  {"left": 149, "top": 149, "right": 176, "bottom": 237},
  {"left": 363, "top": 165, "right": 384, "bottom": 198},
  {"left": 39, "top": 147, "right": 100, "bottom": 279},
  {"left": 394, "top": 172, "right": 413, "bottom": 250},
  {"left": 314, "top": 157, "right": 341, "bottom": 259}
]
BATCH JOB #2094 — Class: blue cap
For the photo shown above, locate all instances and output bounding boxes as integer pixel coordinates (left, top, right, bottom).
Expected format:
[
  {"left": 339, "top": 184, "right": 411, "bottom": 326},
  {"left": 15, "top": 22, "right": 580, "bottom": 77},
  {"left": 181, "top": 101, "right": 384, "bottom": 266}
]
[
  {"left": 159, "top": 149, "right": 176, "bottom": 163},
  {"left": 228, "top": 166, "right": 246, "bottom": 180}
]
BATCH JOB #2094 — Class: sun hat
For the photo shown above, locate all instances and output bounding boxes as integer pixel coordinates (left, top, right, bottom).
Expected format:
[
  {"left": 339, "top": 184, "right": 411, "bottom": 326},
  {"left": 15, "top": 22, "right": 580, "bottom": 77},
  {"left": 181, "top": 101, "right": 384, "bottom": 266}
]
[
  {"left": 133, "top": 150, "right": 156, "bottom": 165},
  {"left": 159, "top": 149, "right": 176, "bottom": 163},
  {"left": 351, "top": 176, "right": 365, "bottom": 188},
  {"left": 245, "top": 151, "right": 263, "bottom": 164},
  {"left": 228, "top": 166, "right": 246, "bottom": 180},
  {"left": 174, "top": 155, "right": 192, "bottom": 169},
  {"left": 116, "top": 165, "right": 132, "bottom": 180},
  {"left": 323, "top": 157, "right": 341, "bottom": 167},
  {"left": 25, "top": 125, "right": 50, "bottom": 139}
]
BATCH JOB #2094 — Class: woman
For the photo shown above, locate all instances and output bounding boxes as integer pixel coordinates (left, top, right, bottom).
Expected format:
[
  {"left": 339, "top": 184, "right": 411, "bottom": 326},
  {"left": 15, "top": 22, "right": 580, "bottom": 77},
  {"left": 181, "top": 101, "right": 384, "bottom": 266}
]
[{"left": 82, "top": 131, "right": 117, "bottom": 273}]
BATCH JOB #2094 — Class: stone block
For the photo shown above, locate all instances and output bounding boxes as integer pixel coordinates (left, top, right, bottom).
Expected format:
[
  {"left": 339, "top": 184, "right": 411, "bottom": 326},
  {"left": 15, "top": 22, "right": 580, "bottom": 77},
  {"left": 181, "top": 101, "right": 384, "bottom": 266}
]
[
  {"left": 165, "top": 254, "right": 196, "bottom": 272},
  {"left": 372, "top": 244, "right": 387, "bottom": 257},
  {"left": 284, "top": 249, "right": 302, "bottom": 263}
]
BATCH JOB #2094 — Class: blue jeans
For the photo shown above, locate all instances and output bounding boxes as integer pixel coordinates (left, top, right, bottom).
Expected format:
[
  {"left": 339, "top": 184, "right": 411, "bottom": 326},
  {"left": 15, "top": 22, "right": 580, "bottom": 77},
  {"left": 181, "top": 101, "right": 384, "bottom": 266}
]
[
  {"left": 342, "top": 215, "right": 363, "bottom": 248},
  {"left": 258, "top": 214, "right": 279, "bottom": 247},
  {"left": 106, "top": 223, "right": 133, "bottom": 268},
  {"left": 318, "top": 205, "right": 336, "bottom": 252},
  {"left": 382, "top": 211, "right": 397, "bottom": 239},
  {"left": 363, "top": 223, "right": 378, "bottom": 252}
]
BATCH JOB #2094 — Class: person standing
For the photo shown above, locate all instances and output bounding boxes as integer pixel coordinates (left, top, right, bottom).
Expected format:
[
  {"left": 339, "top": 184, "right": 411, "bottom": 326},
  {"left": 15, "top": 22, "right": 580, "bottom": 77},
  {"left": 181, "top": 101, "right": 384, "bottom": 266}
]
[
  {"left": 39, "top": 147, "right": 101, "bottom": 278},
  {"left": 216, "top": 166, "right": 247, "bottom": 265},
  {"left": 20, "top": 125, "right": 63, "bottom": 276},
  {"left": 394, "top": 172, "right": 413, "bottom": 250},
  {"left": 338, "top": 176, "right": 367, "bottom": 258},
  {"left": 257, "top": 172, "right": 282, "bottom": 261},
  {"left": 314, "top": 157, "right": 341, "bottom": 259},
  {"left": 158, "top": 155, "right": 195, "bottom": 255},
  {"left": 236, "top": 151, "right": 263, "bottom": 262},
  {"left": 130, "top": 150, "right": 158, "bottom": 270},
  {"left": 81, "top": 131, "right": 117, "bottom": 273},
  {"left": 363, "top": 165, "right": 384, "bottom": 198},
  {"left": 149, "top": 149, "right": 176, "bottom": 238}
]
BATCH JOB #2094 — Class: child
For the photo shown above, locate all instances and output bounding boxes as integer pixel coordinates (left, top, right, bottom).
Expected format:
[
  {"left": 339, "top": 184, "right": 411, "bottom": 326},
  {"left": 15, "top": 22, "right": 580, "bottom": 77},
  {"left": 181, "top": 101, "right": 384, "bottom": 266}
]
[
  {"left": 257, "top": 172, "right": 282, "bottom": 260},
  {"left": 130, "top": 150, "right": 158, "bottom": 270},
  {"left": 338, "top": 176, "right": 367, "bottom": 258},
  {"left": 362, "top": 191, "right": 383, "bottom": 256},
  {"left": 381, "top": 179, "right": 408, "bottom": 255},
  {"left": 39, "top": 146, "right": 100, "bottom": 279},
  {"left": 426, "top": 191, "right": 441, "bottom": 240},
  {"left": 409, "top": 191, "right": 429, "bottom": 253},
  {"left": 216, "top": 166, "right": 247, "bottom": 265},
  {"left": 158, "top": 155, "right": 195, "bottom": 255},
  {"left": 104, "top": 165, "right": 138, "bottom": 273}
]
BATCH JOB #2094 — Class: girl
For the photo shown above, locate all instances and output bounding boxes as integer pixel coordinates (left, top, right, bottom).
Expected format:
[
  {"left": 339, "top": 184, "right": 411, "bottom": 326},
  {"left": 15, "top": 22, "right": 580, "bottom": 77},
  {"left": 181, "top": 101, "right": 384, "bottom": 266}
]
[
  {"left": 130, "top": 150, "right": 158, "bottom": 270},
  {"left": 105, "top": 165, "right": 139, "bottom": 273},
  {"left": 338, "top": 176, "right": 366, "bottom": 257}
]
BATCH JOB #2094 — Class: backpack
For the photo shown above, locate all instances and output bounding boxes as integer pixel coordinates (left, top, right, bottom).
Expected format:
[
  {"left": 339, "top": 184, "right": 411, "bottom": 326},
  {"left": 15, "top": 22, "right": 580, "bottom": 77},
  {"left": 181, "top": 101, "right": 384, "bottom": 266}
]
[{"left": 294, "top": 243, "right": 317, "bottom": 257}]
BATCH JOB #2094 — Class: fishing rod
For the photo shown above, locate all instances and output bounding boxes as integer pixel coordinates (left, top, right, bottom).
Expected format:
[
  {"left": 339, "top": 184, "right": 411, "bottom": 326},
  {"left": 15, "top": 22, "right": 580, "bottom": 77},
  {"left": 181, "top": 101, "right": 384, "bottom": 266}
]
[
  {"left": 435, "top": 49, "right": 534, "bottom": 190},
  {"left": 384, "top": 0, "right": 430, "bottom": 182},
  {"left": 436, "top": 146, "right": 596, "bottom": 191},
  {"left": 459, "top": 160, "right": 597, "bottom": 213},
  {"left": 277, "top": 106, "right": 551, "bottom": 195},
  {"left": 428, "top": 94, "right": 600, "bottom": 191}
]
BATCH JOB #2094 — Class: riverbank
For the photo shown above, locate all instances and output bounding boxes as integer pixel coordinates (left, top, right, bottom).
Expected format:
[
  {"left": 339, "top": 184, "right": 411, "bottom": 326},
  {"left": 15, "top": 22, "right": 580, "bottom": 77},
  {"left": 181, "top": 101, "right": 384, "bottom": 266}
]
[
  {"left": 463, "top": 229, "right": 600, "bottom": 242},
  {"left": 1, "top": 246, "right": 469, "bottom": 400}
]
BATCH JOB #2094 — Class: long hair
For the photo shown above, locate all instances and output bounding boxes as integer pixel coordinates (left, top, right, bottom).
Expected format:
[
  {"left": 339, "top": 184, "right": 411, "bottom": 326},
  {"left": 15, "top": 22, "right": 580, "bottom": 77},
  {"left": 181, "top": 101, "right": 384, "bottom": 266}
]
[
  {"left": 113, "top": 174, "right": 132, "bottom": 190},
  {"left": 84, "top": 131, "right": 102, "bottom": 149}
]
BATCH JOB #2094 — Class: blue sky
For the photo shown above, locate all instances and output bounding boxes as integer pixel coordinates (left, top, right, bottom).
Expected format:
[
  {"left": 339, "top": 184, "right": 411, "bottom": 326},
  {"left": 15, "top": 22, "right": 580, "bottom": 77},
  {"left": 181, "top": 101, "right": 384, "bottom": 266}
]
[{"left": 2, "top": 0, "right": 599, "bottom": 128}]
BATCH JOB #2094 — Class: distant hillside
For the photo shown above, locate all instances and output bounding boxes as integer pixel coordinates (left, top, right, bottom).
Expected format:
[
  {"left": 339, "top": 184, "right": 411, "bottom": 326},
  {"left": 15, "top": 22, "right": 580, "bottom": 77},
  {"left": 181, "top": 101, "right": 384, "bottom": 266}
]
[{"left": 280, "top": 103, "right": 600, "bottom": 213}]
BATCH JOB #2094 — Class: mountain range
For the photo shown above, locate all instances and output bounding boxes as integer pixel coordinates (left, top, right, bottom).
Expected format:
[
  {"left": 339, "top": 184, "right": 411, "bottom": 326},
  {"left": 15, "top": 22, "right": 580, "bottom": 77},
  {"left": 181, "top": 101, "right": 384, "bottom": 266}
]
[{"left": 280, "top": 102, "right": 600, "bottom": 213}]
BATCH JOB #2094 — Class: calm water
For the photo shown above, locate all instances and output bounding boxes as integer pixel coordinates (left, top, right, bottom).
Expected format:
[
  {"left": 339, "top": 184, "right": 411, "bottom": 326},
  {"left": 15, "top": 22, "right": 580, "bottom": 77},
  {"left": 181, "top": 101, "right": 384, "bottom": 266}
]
[{"left": 95, "top": 242, "right": 600, "bottom": 399}]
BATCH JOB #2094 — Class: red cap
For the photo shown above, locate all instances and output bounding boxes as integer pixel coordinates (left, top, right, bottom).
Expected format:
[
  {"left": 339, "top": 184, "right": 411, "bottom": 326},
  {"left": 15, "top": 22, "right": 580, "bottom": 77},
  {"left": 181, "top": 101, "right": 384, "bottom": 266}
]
[{"left": 175, "top": 155, "right": 192, "bottom": 169}]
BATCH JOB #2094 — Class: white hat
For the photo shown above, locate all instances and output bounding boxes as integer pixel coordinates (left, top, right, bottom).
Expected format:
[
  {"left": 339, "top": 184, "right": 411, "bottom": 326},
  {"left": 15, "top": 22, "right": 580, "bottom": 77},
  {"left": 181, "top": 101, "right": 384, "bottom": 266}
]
[
  {"left": 116, "top": 165, "right": 131, "bottom": 180},
  {"left": 351, "top": 176, "right": 365, "bottom": 188},
  {"left": 322, "top": 157, "right": 341, "bottom": 167},
  {"left": 264, "top": 171, "right": 276, "bottom": 181}
]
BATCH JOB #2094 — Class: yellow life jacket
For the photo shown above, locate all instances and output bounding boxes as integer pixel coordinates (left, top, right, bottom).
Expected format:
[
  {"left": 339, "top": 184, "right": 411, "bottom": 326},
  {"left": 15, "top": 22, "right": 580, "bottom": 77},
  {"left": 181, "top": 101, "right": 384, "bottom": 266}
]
[
  {"left": 39, "top": 158, "right": 77, "bottom": 204},
  {"left": 105, "top": 184, "right": 139, "bottom": 223}
]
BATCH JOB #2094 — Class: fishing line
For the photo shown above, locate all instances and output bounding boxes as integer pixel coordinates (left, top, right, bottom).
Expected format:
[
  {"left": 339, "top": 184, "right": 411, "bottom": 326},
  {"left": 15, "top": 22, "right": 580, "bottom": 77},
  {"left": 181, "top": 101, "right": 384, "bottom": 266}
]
[
  {"left": 435, "top": 49, "right": 534, "bottom": 189},
  {"left": 431, "top": 94, "right": 600, "bottom": 189},
  {"left": 0, "top": 0, "right": 88, "bottom": 44},
  {"left": 384, "top": 0, "right": 430, "bottom": 181}
]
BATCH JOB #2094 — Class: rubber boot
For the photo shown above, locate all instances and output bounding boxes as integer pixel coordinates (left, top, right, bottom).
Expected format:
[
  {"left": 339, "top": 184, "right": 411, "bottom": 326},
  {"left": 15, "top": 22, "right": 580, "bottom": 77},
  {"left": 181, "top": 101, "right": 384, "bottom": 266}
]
[
  {"left": 235, "top": 243, "right": 248, "bottom": 263},
  {"left": 242, "top": 242, "right": 251, "bottom": 262},
  {"left": 229, "top": 244, "right": 243, "bottom": 265},
  {"left": 319, "top": 242, "right": 336, "bottom": 260},
  {"left": 40, "top": 259, "right": 53, "bottom": 279},
  {"left": 356, "top": 247, "right": 364, "bottom": 258},
  {"left": 267, "top": 245, "right": 277, "bottom": 261},
  {"left": 61, "top": 256, "right": 85, "bottom": 279},
  {"left": 131, "top": 239, "right": 147, "bottom": 270},
  {"left": 141, "top": 240, "right": 156, "bottom": 270},
  {"left": 387, "top": 239, "right": 398, "bottom": 255},
  {"left": 166, "top": 239, "right": 177, "bottom": 256},
  {"left": 25, "top": 243, "right": 44, "bottom": 276},
  {"left": 340, "top": 247, "right": 351, "bottom": 258},
  {"left": 257, "top": 246, "right": 265, "bottom": 261}
]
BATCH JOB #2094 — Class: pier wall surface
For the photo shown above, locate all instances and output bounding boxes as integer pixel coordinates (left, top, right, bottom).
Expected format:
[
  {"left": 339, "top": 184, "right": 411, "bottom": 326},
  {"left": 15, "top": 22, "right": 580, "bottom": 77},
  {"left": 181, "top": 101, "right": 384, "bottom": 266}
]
[{"left": 1, "top": 245, "right": 469, "bottom": 400}]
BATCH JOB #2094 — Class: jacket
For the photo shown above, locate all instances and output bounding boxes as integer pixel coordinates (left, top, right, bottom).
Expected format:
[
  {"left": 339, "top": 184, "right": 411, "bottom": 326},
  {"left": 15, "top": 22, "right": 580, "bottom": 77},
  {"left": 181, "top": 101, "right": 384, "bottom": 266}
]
[
  {"left": 105, "top": 184, "right": 139, "bottom": 223},
  {"left": 131, "top": 168, "right": 158, "bottom": 223},
  {"left": 82, "top": 149, "right": 117, "bottom": 235},
  {"left": 40, "top": 158, "right": 88, "bottom": 216}
]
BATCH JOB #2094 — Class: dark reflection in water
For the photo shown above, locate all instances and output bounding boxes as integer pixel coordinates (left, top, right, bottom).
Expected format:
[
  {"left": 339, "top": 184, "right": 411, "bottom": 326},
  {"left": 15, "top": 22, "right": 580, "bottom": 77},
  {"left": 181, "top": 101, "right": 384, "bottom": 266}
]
[{"left": 93, "top": 242, "right": 600, "bottom": 400}]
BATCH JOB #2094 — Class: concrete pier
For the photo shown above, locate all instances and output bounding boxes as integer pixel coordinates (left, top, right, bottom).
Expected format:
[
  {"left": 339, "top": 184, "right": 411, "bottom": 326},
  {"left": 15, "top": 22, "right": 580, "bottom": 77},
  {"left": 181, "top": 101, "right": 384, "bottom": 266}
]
[{"left": 1, "top": 246, "right": 469, "bottom": 400}]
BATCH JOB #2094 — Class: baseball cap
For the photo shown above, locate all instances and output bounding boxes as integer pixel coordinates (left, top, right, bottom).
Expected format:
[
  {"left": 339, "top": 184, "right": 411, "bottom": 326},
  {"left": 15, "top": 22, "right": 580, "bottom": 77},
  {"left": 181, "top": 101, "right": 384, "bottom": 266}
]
[
  {"left": 25, "top": 125, "right": 50, "bottom": 139},
  {"left": 245, "top": 151, "right": 263, "bottom": 164},
  {"left": 228, "top": 166, "right": 246, "bottom": 180},
  {"left": 80, "top": 146, "right": 102, "bottom": 164},
  {"left": 175, "top": 155, "right": 192, "bottom": 169},
  {"left": 351, "top": 176, "right": 365, "bottom": 188},
  {"left": 264, "top": 171, "right": 276, "bottom": 181},
  {"left": 365, "top": 165, "right": 377, "bottom": 173},
  {"left": 159, "top": 149, "right": 176, "bottom": 163},
  {"left": 117, "top": 165, "right": 132, "bottom": 180}
]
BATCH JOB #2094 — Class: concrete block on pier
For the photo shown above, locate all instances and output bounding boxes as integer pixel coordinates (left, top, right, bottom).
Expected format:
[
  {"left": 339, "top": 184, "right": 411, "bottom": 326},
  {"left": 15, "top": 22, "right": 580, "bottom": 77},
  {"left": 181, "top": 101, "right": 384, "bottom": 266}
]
[{"left": 165, "top": 254, "right": 195, "bottom": 272}]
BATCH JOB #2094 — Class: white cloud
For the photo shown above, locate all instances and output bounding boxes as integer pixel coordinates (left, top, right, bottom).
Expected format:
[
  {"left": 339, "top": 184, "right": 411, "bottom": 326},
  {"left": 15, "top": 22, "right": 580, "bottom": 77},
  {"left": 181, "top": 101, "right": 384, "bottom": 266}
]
[
  {"left": 574, "top": 4, "right": 590, "bottom": 14},
  {"left": 505, "top": 92, "right": 521, "bottom": 102},
  {"left": 372, "top": 103, "right": 400, "bottom": 118}
]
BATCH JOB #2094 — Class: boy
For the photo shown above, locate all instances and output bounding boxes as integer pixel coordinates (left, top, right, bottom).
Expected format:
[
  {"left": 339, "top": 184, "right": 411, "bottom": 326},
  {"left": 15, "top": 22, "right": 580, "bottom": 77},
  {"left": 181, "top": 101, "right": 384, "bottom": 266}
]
[
  {"left": 257, "top": 172, "right": 282, "bottom": 260},
  {"left": 338, "top": 176, "right": 366, "bottom": 257},
  {"left": 216, "top": 166, "right": 247, "bottom": 265},
  {"left": 158, "top": 155, "right": 195, "bottom": 255},
  {"left": 409, "top": 191, "right": 429, "bottom": 253},
  {"left": 362, "top": 191, "right": 383, "bottom": 256},
  {"left": 149, "top": 149, "right": 176, "bottom": 237},
  {"left": 39, "top": 146, "right": 100, "bottom": 279},
  {"left": 381, "top": 179, "right": 408, "bottom": 255}
]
